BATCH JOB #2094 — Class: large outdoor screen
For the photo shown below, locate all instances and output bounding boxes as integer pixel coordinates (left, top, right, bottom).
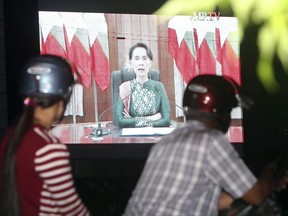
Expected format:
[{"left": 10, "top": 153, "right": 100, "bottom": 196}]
[{"left": 39, "top": 11, "right": 243, "bottom": 143}]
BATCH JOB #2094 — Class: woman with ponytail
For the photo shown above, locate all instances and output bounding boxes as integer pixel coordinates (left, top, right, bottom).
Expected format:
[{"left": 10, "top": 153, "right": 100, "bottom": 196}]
[{"left": 0, "top": 55, "right": 90, "bottom": 216}]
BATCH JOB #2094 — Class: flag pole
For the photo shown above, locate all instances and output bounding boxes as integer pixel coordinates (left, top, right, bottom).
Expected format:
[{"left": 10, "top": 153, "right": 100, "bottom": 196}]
[
  {"left": 72, "top": 85, "right": 77, "bottom": 124},
  {"left": 92, "top": 76, "right": 99, "bottom": 124}
]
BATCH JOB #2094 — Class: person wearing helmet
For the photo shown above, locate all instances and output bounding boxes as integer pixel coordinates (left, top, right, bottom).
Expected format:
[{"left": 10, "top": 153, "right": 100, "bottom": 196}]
[
  {"left": 123, "top": 75, "right": 288, "bottom": 216},
  {"left": 0, "top": 55, "right": 90, "bottom": 216}
]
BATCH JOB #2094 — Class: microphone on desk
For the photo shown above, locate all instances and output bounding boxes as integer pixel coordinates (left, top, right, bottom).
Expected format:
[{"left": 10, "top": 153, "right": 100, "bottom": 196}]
[
  {"left": 89, "top": 106, "right": 114, "bottom": 138},
  {"left": 89, "top": 89, "right": 134, "bottom": 138},
  {"left": 89, "top": 122, "right": 111, "bottom": 138}
]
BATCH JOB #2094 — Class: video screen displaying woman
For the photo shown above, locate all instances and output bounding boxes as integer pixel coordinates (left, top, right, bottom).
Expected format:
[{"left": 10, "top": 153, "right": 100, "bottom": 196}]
[{"left": 116, "top": 42, "right": 171, "bottom": 128}]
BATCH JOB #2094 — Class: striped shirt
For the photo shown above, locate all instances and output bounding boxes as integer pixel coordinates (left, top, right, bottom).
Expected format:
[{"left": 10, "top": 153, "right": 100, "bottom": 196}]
[
  {"left": 124, "top": 121, "right": 257, "bottom": 216},
  {"left": 0, "top": 124, "right": 90, "bottom": 216}
]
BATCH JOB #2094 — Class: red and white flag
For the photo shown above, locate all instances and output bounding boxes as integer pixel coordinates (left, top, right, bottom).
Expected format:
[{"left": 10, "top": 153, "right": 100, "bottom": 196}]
[
  {"left": 168, "top": 16, "right": 198, "bottom": 84},
  {"left": 39, "top": 12, "right": 67, "bottom": 58},
  {"left": 61, "top": 12, "right": 92, "bottom": 88},
  {"left": 168, "top": 16, "right": 242, "bottom": 142},
  {"left": 221, "top": 35, "right": 241, "bottom": 85},
  {"left": 215, "top": 18, "right": 241, "bottom": 85},
  {"left": 168, "top": 16, "right": 240, "bottom": 82},
  {"left": 196, "top": 30, "right": 216, "bottom": 75},
  {"left": 83, "top": 13, "right": 110, "bottom": 91}
]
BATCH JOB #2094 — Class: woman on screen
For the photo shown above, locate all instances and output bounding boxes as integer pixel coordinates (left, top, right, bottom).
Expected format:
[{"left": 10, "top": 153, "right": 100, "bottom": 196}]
[
  {"left": 0, "top": 55, "right": 90, "bottom": 216},
  {"left": 116, "top": 42, "right": 171, "bottom": 128}
]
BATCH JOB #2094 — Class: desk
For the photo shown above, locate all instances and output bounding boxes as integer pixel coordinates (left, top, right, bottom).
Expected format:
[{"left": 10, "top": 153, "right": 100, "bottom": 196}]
[
  {"left": 51, "top": 122, "right": 163, "bottom": 177},
  {"left": 51, "top": 122, "right": 243, "bottom": 177},
  {"left": 51, "top": 122, "right": 243, "bottom": 160},
  {"left": 51, "top": 123, "right": 162, "bottom": 160}
]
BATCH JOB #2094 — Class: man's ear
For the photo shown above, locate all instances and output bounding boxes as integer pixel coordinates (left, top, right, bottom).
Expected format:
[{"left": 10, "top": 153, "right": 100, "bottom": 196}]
[
  {"left": 56, "top": 100, "right": 65, "bottom": 115},
  {"left": 55, "top": 100, "right": 66, "bottom": 123},
  {"left": 57, "top": 100, "right": 64, "bottom": 108}
]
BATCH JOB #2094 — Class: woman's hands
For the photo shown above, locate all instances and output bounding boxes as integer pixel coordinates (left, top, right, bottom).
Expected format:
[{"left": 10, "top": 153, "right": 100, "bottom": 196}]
[
  {"left": 123, "top": 110, "right": 162, "bottom": 122},
  {"left": 146, "top": 113, "right": 162, "bottom": 122},
  {"left": 123, "top": 109, "right": 131, "bottom": 118}
]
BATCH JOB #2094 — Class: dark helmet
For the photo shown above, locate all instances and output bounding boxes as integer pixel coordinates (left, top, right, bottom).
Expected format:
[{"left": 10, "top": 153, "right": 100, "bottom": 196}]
[
  {"left": 19, "top": 55, "right": 75, "bottom": 102},
  {"left": 183, "top": 75, "right": 252, "bottom": 117}
]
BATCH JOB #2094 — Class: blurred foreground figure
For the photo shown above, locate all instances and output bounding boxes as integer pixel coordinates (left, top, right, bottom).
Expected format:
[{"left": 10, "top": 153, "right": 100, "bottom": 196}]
[
  {"left": 124, "top": 75, "right": 288, "bottom": 216},
  {"left": 0, "top": 55, "right": 90, "bottom": 216}
]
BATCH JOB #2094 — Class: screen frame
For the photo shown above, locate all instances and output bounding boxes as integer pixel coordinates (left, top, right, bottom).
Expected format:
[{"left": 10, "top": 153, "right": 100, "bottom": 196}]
[{"left": 38, "top": 10, "right": 244, "bottom": 144}]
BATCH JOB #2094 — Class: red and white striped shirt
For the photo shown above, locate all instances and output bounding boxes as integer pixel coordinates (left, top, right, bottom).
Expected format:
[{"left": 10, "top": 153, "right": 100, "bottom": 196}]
[{"left": 0, "top": 124, "right": 90, "bottom": 216}]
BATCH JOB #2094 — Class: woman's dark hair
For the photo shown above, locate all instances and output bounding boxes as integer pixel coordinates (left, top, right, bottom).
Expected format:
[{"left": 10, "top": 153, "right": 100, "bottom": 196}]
[
  {"left": 128, "top": 42, "right": 153, "bottom": 61},
  {"left": 0, "top": 55, "right": 74, "bottom": 215},
  {"left": 0, "top": 95, "right": 62, "bottom": 216},
  {"left": 1, "top": 54, "right": 75, "bottom": 215}
]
